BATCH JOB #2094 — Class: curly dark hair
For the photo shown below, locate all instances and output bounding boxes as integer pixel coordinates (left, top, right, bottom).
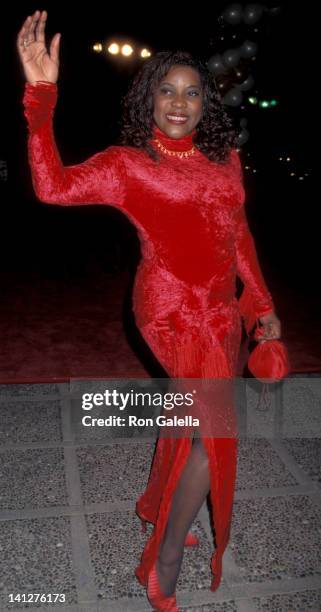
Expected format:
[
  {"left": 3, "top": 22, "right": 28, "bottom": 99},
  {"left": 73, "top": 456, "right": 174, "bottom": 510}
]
[{"left": 117, "top": 50, "right": 237, "bottom": 163}]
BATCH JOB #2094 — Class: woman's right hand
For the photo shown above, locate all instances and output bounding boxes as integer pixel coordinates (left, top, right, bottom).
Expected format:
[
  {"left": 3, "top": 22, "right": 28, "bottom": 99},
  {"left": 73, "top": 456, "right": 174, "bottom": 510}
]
[{"left": 17, "top": 10, "right": 60, "bottom": 84}]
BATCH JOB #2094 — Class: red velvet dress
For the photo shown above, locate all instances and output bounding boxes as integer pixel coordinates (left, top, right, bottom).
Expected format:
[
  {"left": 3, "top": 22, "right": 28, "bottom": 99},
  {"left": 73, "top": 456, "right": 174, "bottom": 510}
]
[{"left": 23, "top": 81, "right": 275, "bottom": 591}]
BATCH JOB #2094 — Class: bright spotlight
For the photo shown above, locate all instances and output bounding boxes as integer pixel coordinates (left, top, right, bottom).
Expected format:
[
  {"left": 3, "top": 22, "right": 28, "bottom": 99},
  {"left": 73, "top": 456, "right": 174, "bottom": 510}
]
[
  {"left": 141, "top": 48, "right": 152, "bottom": 58},
  {"left": 121, "top": 44, "right": 134, "bottom": 57},
  {"left": 108, "top": 43, "right": 120, "bottom": 55},
  {"left": 92, "top": 43, "right": 103, "bottom": 53}
]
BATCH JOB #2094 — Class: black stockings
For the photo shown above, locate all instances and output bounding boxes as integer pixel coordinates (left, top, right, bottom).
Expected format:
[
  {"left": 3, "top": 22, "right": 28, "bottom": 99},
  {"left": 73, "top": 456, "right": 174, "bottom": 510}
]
[{"left": 156, "top": 437, "right": 210, "bottom": 596}]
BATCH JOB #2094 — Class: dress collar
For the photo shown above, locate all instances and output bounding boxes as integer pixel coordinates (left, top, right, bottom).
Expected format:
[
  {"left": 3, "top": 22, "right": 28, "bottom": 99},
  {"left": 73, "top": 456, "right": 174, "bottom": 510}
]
[{"left": 152, "top": 124, "right": 197, "bottom": 153}]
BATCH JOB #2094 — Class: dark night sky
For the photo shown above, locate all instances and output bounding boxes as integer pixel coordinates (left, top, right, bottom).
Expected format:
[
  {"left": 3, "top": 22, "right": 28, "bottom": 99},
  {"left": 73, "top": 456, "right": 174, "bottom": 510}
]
[
  {"left": 0, "top": 2, "right": 317, "bottom": 292},
  {"left": 2, "top": 1, "right": 314, "bottom": 155}
]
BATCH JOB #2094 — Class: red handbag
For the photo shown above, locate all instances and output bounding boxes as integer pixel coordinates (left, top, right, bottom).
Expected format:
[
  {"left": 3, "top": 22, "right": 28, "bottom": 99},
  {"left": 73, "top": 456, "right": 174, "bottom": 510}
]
[
  {"left": 248, "top": 325, "right": 291, "bottom": 383},
  {"left": 247, "top": 326, "right": 291, "bottom": 411},
  {"left": 239, "top": 286, "right": 291, "bottom": 410}
]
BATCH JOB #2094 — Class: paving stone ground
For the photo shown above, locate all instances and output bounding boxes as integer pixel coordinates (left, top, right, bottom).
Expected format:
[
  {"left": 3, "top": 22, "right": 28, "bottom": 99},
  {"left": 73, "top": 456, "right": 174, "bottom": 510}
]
[{"left": 0, "top": 376, "right": 320, "bottom": 611}]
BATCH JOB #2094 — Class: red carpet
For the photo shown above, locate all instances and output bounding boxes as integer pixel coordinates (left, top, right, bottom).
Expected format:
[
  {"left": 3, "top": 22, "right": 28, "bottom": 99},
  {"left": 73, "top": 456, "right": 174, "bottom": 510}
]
[{"left": 1, "top": 267, "right": 320, "bottom": 383}]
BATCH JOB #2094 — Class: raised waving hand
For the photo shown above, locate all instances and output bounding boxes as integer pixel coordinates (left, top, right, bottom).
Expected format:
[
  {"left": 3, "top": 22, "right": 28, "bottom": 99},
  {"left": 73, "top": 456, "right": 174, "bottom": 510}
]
[{"left": 17, "top": 10, "right": 61, "bottom": 84}]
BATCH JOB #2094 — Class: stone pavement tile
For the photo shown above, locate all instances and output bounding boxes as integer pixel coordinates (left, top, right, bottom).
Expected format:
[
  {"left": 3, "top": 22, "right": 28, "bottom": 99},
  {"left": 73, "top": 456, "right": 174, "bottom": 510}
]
[
  {"left": 282, "top": 380, "right": 321, "bottom": 438},
  {"left": 177, "top": 524, "right": 225, "bottom": 593},
  {"left": 181, "top": 602, "right": 237, "bottom": 611},
  {"left": 236, "top": 439, "right": 297, "bottom": 490},
  {"left": 230, "top": 495, "right": 321, "bottom": 583},
  {"left": 0, "top": 448, "right": 67, "bottom": 510},
  {"left": 244, "top": 377, "right": 321, "bottom": 440},
  {"left": 0, "top": 401, "right": 62, "bottom": 445},
  {"left": 77, "top": 443, "right": 154, "bottom": 504},
  {"left": 0, "top": 516, "right": 77, "bottom": 609},
  {"left": 85, "top": 511, "right": 212, "bottom": 602},
  {"left": 0, "top": 384, "right": 62, "bottom": 399},
  {"left": 252, "top": 588, "right": 321, "bottom": 611},
  {"left": 244, "top": 382, "right": 279, "bottom": 439},
  {"left": 282, "top": 438, "right": 321, "bottom": 484}
]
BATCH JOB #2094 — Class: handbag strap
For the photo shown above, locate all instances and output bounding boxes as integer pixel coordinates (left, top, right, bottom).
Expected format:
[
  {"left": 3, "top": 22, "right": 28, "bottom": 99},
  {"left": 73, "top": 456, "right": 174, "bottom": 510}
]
[{"left": 255, "top": 382, "right": 272, "bottom": 411}]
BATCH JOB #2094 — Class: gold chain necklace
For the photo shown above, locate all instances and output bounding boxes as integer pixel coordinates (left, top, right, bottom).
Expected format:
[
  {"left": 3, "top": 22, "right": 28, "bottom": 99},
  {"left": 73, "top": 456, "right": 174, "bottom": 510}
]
[{"left": 154, "top": 138, "right": 196, "bottom": 159}]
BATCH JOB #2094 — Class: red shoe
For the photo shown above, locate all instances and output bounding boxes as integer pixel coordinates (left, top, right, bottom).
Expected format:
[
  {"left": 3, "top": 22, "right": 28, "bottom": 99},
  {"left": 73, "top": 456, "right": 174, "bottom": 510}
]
[
  {"left": 184, "top": 531, "right": 199, "bottom": 547},
  {"left": 147, "top": 561, "right": 179, "bottom": 611},
  {"left": 139, "top": 517, "right": 199, "bottom": 547}
]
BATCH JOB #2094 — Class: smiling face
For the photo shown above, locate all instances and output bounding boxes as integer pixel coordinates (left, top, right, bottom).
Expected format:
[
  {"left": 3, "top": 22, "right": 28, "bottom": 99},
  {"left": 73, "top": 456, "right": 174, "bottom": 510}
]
[{"left": 152, "top": 65, "right": 203, "bottom": 139}]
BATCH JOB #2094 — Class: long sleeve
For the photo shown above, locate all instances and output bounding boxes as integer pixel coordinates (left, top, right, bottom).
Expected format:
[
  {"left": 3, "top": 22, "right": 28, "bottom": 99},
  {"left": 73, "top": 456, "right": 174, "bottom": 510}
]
[
  {"left": 23, "top": 81, "right": 127, "bottom": 207},
  {"left": 231, "top": 151, "right": 275, "bottom": 332}
]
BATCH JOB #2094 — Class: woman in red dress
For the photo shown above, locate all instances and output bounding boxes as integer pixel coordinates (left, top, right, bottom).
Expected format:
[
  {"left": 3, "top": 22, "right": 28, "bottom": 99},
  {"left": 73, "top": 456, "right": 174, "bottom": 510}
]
[{"left": 17, "top": 10, "right": 281, "bottom": 611}]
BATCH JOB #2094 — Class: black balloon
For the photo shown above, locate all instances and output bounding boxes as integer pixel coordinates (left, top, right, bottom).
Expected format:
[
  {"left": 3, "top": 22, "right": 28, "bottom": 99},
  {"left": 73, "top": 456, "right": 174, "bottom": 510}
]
[
  {"left": 222, "top": 3, "right": 243, "bottom": 25},
  {"left": 223, "top": 88, "right": 243, "bottom": 107},
  {"left": 222, "top": 48, "right": 241, "bottom": 67},
  {"left": 232, "top": 63, "right": 250, "bottom": 83},
  {"left": 217, "top": 80, "right": 230, "bottom": 95},
  {"left": 268, "top": 6, "right": 282, "bottom": 16},
  {"left": 238, "top": 75, "right": 255, "bottom": 91},
  {"left": 234, "top": 69, "right": 245, "bottom": 80},
  {"left": 243, "top": 3, "right": 264, "bottom": 25},
  {"left": 207, "top": 54, "right": 227, "bottom": 75},
  {"left": 237, "top": 128, "right": 250, "bottom": 145},
  {"left": 240, "top": 40, "right": 258, "bottom": 58},
  {"left": 217, "top": 72, "right": 236, "bottom": 92}
]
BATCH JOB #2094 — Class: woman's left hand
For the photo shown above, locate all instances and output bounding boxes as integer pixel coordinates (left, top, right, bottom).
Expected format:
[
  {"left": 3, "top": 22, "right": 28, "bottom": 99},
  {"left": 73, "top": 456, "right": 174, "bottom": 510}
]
[{"left": 257, "top": 311, "right": 281, "bottom": 341}]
